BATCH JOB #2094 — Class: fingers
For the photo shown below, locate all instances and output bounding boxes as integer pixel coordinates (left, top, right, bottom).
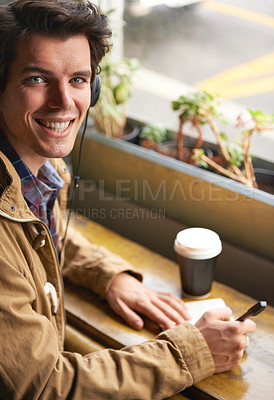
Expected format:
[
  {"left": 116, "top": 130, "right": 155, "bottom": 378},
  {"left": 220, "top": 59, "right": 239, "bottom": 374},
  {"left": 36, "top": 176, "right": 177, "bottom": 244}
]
[
  {"left": 202, "top": 306, "right": 233, "bottom": 322},
  {"left": 132, "top": 296, "right": 176, "bottom": 329},
  {"left": 156, "top": 292, "right": 192, "bottom": 321},
  {"left": 240, "top": 318, "right": 256, "bottom": 334},
  {"left": 109, "top": 298, "right": 144, "bottom": 330},
  {"left": 196, "top": 311, "right": 257, "bottom": 374},
  {"left": 202, "top": 308, "right": 256, "bottom": 332},
  {"left": 134, "top": 292, "right": 192, "bottom": 330},
  {"left": 108, "top": 293, "right": 193, "bottom": 331},
  {"left": 106, "top": 273, "right": 190, "bottom": 330}
]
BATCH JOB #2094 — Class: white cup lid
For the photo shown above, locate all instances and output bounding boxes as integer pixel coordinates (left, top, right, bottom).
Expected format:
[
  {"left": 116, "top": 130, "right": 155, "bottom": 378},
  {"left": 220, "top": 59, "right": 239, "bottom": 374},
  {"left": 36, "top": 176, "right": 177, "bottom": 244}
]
[{"left": 174, "top": 227, "right": 222, "bottom": 260}]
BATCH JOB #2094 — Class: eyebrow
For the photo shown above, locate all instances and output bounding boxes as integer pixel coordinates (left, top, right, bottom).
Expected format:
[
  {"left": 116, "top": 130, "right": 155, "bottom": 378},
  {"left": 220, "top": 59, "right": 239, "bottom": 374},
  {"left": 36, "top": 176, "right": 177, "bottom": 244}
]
[
  {"left": 21, "top": 66, "right": 52, "bottom": 75},
  {"left": 72, "top": 70, "right": 92, "bottom": 78},
  {"left": 21, "top": 66, "right": 92, "bottom": 78}
]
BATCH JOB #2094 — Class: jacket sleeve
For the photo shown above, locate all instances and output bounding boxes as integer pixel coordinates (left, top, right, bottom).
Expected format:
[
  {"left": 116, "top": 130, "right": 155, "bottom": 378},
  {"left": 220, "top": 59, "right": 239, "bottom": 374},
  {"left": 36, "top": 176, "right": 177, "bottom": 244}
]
[
  {"left": 0, "top": 251, "right": 214, "bottom": 400},
  {"left": 60, "top": 223, "right": 143, "bottom": 298}
]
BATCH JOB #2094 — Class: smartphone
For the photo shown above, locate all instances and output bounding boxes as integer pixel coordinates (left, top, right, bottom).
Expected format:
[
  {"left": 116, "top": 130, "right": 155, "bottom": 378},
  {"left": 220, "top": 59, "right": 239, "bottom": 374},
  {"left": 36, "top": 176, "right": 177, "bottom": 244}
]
[{"left": 236, "top": 301, "right": 267, "bottom": 321}]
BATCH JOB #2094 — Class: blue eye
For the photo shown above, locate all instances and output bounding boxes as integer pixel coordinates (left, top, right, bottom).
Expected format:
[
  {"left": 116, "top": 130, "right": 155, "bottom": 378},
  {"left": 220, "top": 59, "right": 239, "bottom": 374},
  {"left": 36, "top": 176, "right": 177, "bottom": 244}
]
[
  {"left": 28, "top": 76, "right": 44, "bottom": 84},
  {"left": 71, "top": 77, "right": 85, "bottom": 84}
]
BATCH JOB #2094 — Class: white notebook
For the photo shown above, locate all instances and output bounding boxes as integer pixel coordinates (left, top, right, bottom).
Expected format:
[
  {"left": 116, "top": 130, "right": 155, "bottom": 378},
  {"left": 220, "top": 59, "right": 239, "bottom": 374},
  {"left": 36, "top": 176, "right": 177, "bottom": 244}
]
[{"left": 186, "top": 298, "right": 227, "bottom": 324}]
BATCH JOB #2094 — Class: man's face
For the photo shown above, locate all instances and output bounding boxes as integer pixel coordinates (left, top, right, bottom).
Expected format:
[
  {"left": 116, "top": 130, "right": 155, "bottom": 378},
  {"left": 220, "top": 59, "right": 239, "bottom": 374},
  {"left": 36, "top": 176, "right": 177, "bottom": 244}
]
[{"left": 0, "top": 33, "right": 92, "bottom": 174}]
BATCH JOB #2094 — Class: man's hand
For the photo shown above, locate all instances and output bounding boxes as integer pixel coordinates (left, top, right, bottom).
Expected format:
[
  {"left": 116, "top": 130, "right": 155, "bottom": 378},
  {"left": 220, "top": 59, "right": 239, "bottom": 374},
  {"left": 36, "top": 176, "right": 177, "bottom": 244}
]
[
  {"left": 195, "top": 307, "right": 256, "bottom": 373},
  {"left": 106, "top": 273, "right": 192, "bottom": 330}
]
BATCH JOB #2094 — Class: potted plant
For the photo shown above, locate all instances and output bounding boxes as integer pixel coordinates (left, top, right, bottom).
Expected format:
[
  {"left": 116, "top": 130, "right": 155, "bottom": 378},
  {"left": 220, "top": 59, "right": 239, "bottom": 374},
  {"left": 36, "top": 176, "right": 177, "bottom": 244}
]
[
  {"left": 236, "top": 109, "right": 274, "bottom": 193},
  {"left": 89, "top": 54, "right": 140, "bottom": 141},
  {"left": 171, "top": 91, "right": 274, "bottom": 189},
  {"left": 138, "top": 91, "right": 274, "bottom": 191}
]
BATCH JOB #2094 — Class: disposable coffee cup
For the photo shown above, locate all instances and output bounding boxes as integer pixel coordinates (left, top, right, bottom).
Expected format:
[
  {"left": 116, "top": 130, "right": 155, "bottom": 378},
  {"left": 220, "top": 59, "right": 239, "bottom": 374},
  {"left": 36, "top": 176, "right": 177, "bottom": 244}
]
[{"left": 174, "top": 227, "right": 222, "bottom": 299}]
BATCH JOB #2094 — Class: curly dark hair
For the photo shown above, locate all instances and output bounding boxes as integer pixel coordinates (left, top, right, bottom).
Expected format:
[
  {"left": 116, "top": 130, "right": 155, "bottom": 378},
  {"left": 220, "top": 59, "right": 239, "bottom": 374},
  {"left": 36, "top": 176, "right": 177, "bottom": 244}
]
[{"left": 0, "top": 0, "right": 112, "bottom": 92}]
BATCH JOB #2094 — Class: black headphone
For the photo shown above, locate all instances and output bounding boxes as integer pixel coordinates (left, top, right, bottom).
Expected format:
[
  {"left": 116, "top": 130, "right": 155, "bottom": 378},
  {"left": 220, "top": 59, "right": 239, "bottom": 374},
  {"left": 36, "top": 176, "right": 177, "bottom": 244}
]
[{"left": 90, "top": 74, "right": 101, "bottom": 107}]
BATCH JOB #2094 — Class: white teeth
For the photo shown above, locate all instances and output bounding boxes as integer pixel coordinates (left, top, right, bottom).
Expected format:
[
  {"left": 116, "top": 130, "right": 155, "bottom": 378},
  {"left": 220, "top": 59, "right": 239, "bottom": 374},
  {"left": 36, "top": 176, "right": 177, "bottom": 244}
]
[{"left": 37, "top": 119, "right": 70, "bottom": 132}]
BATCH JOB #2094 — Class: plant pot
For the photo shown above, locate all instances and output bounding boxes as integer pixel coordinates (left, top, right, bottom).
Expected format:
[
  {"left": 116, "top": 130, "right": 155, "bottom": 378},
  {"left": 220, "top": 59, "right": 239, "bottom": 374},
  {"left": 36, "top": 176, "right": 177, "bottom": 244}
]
[
  {"left": 254, "top": 168, "right": 274, "bottom": 195},
  {"left": 72, "top": 130, "right": 274, "bottom": 262},
  {"left": 122, "top": 118, "right": 141, "bottom": 144}
]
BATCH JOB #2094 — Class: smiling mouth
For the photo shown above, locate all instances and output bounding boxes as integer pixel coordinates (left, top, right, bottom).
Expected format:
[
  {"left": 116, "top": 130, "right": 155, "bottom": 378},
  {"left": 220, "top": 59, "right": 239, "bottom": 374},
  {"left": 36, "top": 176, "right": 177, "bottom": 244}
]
[{"left": 36, "top": 119, "right": 72, "bottom": 132}]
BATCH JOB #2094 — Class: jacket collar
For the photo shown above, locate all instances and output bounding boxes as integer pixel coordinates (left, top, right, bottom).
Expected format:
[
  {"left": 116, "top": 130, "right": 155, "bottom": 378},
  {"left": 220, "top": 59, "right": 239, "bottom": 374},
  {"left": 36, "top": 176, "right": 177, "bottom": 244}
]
[{"left": 0, "top": 151, "right": 36, "bottom": 221}]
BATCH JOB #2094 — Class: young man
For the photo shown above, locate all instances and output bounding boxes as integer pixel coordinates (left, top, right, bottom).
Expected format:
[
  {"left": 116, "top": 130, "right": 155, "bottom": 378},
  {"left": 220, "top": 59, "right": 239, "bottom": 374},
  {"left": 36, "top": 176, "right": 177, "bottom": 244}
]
[{"left": 0, "top": 0, "right": 255, "bottom": 398}]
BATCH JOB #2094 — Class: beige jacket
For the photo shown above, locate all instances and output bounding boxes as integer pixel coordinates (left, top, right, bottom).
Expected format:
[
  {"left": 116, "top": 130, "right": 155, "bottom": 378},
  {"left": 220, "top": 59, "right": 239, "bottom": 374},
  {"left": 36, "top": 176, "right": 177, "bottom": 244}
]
[{"left": 0, "top": 151, "right": 215, "bottom": 400}]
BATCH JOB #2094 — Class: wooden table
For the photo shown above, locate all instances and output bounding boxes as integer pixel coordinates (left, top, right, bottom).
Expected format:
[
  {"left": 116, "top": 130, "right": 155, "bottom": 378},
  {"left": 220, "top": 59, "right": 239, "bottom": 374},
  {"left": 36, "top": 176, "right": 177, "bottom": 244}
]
[{"left": 64, "top": 216, "right": 274, "bottom": 400}]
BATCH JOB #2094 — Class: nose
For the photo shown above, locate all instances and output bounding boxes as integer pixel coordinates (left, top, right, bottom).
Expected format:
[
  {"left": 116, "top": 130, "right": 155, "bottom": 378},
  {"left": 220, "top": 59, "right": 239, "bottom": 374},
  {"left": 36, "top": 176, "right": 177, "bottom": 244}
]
[{"left": 47, "top": 82, "right": 75, "bottom": 110}]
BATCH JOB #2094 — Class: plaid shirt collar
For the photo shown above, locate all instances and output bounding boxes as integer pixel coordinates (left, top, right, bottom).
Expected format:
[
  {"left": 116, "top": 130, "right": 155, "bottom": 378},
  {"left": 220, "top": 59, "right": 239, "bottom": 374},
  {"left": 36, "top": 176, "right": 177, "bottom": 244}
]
[{"left": 0, "top": 133, "right": 64, "bottom": 249}]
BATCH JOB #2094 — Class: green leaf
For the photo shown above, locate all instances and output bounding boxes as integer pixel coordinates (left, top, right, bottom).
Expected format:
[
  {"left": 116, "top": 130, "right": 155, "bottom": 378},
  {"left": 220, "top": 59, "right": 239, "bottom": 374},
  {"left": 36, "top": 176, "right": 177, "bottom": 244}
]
[
  {"left": 171, "top": 90, "right": 224, "bottom": 123},
  {"left": 140, "top": 123, "right": 168, "bottom": 144},
  {"left": 247, "top": 108, "right": 274, "bottom": 126},
  {"left": 220, "top": 132, "right": 228, "bottom": 141},
  {"left": 113, "top": 83, "right": 129, "bottom": 104},
  {"left": 165, "top": 129, "right": 176, "bottom": 141},
  {"left": 225, "top": 142, "right": 244, "bottom": 166},
  {"left": 199, "top": 160, "right": 209, "bottom": 169}
]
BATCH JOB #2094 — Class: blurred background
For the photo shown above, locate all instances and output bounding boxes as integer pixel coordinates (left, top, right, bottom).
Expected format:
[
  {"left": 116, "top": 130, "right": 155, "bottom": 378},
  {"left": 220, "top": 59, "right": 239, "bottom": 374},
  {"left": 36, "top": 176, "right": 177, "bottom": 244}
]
[
  {"left": 122, "top": 0, "right": 274, "bottom": 162},
  {"left": 124, "top": 0, "right": 274, "bottom": 112},
  {"left": 0, "top": 0, "right": 273, "bottom": 161}
]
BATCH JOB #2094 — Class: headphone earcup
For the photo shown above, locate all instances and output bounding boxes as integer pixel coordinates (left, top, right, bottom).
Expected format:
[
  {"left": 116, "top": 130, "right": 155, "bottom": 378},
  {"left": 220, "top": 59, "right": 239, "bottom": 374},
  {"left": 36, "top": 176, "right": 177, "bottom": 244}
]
[{"left": 90, "top": 74, "right": 101, "bottom": 107}]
